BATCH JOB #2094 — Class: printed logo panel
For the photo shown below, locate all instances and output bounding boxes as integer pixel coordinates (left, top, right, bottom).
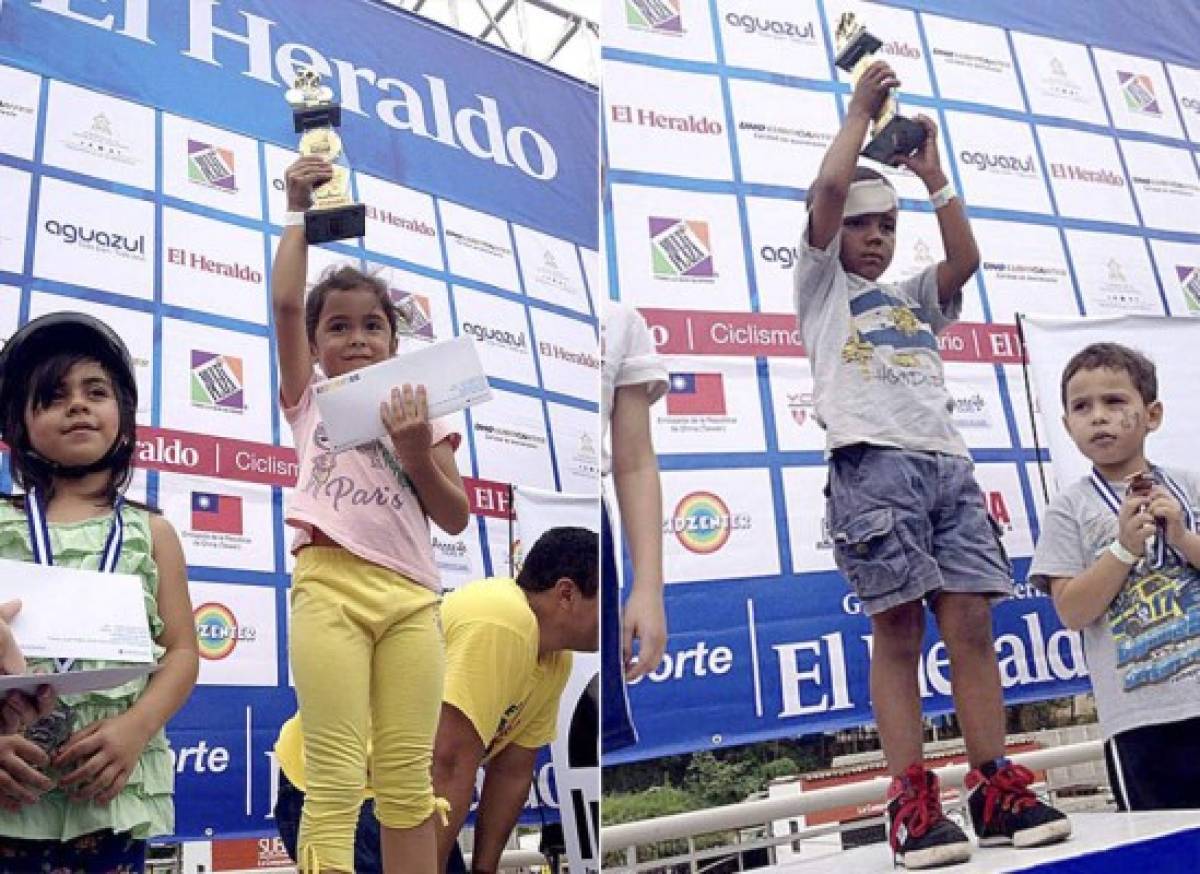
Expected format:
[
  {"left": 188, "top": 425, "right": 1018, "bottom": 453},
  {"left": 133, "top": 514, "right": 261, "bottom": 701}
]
[
  {"left": 0, "top": 167, "right": 31, "bottom": 275},
  {"left": 453, "top": 286, "right": 539, "bottom": 387},
  {"left": 603, "top": 0, "right": 718, "bottom": 62},
  {"left": 366, "top": 263, "right": 455, "bottom": 343},
  {"left": 604, "top": 62, "right": 732, "bottom": 180},
  {"left": 357, "top": 173, "right": 444, "bottom": 270},
  {"left": 546, "top": 402, "right": 601, "bottom": 496},
  {"left": 162, "top": 113, "right": 263, "bottom": 219},
  {"left": 715, "top": 0, "right": 828, "bottom": 79},
  {"left": 33, "top": 178, "right": 154, "bottom": 299},
  {"left": 729, "top": 81, "right": 838, "bottom": 189},
  {"left": 1093, "top": 49, "right": 1184, "bottom": 138},
  {"left": 652, "top": 356, "right": 767, "bottom": 454},
  {"left": 660, "top": 468, "right": 780, "bottom": 583},
  {"left": 782, "top": 466, "right": 837, "bottom": 573},
  {"left": 513, "top": 224, "right": 590, "bottom": 314},
  {"left": 946, "top": 112, "right": 1051, "bottom": 214},
  {"left": 530, "top": 309, "right": 598, "bottom": 401},
  {"left": 42, "top": 80, "right": 156, "bottom": 190},
  {"left": 162, "top": 208, "right": 268, "bottom": 325},
  {"left": 610, "top": 184, "right": 750, "bottom": 312},
  {"left": 971, "top": 219, "right": 1078, "bottom": 324},
  {"left": 766, "top": 360, "right": 827, "bottom": 452},
  {"left": 1167, "top": 62, "right": 1200, "bottom": 143},
  {"left": 189, "top": 581, "right": 279, "bottom": 687},
  {"left": 744, "top": 195, "right": 811, "bottom": 314},
  {"left": 430, "top": 520, "right": 487, "bottom": 593},
  {"left": 1036, "top": 125, "right": 1137, "bottom": 225},
  {"left": 1148, "top": 239, "right": 1200, "bottom": 318},
  {"left": 1009, "top": 32, "right": 1108, "bottom": 125},
  {"left": 159, "top": 473, "right": 276, "bottom": 573},
  {"left": 160, "top": 318, "right": 273, "bottom": 442},
  {"left": 943, "top": 362, "right": 1013, "bottom": 449},
  {"left": 29, "top": 291, "right": 155, "bottom": 425},
  {"left": 973, "top": 463, "right": 1035, "bottom": 560},
  {"left": 1119, "top": 140, "right": 1200, "bottom": 233},
  {"left": 470, "top": 389, "right": 555, "bottom": 490},
  {"left": 923, "top": 14, "right": 1025, "bottom": 111},
  {"left": 1064, "top": 229, "right": 1164, "bottom": 316},
  {"left": 0, "top": 63, "right": 41, "bottom": 161},
  {"left": 440, "top": 200, "right": 520, "bottom": 293}
]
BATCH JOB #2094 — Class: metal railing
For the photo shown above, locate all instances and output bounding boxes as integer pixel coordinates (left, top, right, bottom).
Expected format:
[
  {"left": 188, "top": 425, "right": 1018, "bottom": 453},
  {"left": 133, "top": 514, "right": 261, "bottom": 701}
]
[{"left": 601, "top": 740, "right": 1105, "bottom": 871}]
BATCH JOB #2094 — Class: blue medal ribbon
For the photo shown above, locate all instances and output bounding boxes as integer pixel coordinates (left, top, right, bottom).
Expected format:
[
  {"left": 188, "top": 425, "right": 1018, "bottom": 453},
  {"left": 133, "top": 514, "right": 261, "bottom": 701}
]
[{"left": 25, "top": 487, "right": 125, "bottom": 673}]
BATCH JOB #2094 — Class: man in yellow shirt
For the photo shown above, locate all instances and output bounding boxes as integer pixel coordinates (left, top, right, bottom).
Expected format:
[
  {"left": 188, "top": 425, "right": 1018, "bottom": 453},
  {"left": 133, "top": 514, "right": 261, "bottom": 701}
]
[{"left": 273, "top": 526, "right": 598, "bottom": 873}]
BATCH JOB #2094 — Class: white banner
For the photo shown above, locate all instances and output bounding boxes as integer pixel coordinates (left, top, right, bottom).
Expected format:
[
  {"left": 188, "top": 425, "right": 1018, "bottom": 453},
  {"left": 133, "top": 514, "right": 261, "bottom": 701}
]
[
  {"left": 1021, "top": 315, "right": 1200, "bottom": 491},
  {"left": 513, "top": 486, "right": 599, "bottom": 874}
]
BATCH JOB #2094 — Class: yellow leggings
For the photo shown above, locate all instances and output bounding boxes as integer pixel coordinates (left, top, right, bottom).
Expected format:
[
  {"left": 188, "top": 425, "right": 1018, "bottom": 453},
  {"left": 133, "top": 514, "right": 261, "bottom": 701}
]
[{"left": 290, "top": 547, "right": 446, "bottom": 872}]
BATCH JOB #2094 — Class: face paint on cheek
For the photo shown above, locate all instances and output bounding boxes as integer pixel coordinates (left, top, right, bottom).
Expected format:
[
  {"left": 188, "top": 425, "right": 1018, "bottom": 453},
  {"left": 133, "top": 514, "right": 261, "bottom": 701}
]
[{"left": 1118, "top": 409, "right": 1141, "bottom": 431}]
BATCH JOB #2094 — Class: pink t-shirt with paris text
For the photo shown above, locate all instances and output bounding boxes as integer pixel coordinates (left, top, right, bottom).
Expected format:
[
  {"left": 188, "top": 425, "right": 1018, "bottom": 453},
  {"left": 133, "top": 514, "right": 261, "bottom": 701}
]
[{"left": 283, "top": 381, "right": 461, "bottom": 593}]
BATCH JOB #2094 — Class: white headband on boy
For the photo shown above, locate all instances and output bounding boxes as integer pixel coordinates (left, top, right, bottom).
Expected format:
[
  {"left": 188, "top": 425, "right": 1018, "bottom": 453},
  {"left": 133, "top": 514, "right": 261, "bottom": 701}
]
[{"left": 843, "top": 179, "right": 898, "bottom": 218}]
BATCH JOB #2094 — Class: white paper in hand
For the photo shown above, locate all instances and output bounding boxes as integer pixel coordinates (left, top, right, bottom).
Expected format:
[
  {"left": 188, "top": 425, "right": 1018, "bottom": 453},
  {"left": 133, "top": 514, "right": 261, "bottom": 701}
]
[
  {"left": 312, "top": 335, "right": 492, "bottom": 452},
  {"left": 0, "top": 558, "right": 154, "bottom": 663}
]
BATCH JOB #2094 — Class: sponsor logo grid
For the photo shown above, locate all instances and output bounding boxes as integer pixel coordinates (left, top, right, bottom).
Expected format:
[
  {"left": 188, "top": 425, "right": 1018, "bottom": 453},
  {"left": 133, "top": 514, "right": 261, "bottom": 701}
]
[
  {"left": 603, "top": 1, "right": 1200, "bottom": 763},
  {"left": 1, "top": 8, "right": 597, "bottom": 837}
]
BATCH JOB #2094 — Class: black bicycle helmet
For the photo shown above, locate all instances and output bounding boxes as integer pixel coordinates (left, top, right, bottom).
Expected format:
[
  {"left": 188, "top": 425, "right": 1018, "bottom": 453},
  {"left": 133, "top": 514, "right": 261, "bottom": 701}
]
[{"left": 0, "top": 312, "right": 138, "bottom": 484}]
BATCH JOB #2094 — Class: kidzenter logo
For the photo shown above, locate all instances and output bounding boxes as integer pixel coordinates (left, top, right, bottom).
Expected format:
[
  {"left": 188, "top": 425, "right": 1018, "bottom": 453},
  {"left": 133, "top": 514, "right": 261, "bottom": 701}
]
[
  {"left": 194, "top": 602, "right": 255, "bottom": 660},
  {"left": 665, "top": 491, "right": 750, "bottom": 554}
]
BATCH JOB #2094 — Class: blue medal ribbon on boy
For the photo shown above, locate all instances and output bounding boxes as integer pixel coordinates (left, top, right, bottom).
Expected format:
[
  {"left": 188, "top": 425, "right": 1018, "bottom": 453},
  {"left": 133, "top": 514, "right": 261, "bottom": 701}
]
[
  {"left": 25, "top": 487, "right": 125, "bottom": 674},
  {"left": 1089, "top": 466, "right": 1196, "bottom": 569}
]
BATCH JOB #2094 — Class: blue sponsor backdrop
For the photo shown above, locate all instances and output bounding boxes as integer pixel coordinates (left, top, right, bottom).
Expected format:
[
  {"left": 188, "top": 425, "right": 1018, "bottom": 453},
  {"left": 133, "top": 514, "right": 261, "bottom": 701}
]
[
  {"left": 604, "top": 0, "right": 1200, "bottom": 764},
  {"left": 0, "top": 0, "right": 598, "bottom": 840}
]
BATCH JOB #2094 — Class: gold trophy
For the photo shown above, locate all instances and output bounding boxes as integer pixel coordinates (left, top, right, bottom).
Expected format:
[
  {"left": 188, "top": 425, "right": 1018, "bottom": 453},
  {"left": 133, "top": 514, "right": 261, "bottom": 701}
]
[
  {"left": 284, "top": 69, "right": 366, "bottom": 243},
  {"left": 834, "top": 12, "right": 927, "bottom": 163}
]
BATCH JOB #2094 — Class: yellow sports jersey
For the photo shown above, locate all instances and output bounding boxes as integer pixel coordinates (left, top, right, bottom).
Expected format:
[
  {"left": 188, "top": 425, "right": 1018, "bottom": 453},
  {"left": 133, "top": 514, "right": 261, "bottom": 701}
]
[
  {"left": 274, "top": 577, "right": 572, "bottom": 789},
  {"left": 442, "top": 577, "right": 573, "bottom": 764}
]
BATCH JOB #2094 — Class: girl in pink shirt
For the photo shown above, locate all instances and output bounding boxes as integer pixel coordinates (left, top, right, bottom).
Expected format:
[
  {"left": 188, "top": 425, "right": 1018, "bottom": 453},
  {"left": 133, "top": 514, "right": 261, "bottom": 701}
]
[{"left": 273, "top": 157, "right": 469, "bottom": 874}]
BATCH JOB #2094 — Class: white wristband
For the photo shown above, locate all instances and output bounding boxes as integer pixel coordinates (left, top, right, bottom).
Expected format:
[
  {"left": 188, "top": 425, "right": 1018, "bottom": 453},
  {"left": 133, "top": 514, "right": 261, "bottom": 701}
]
[
  {"left": 929, "top": 182, "right": 957, "bottom": 210},
  {"left": 283, "top": 210, "right": 305, "bottom": 227},
  {"left": 1109, "top": 539, "right": 1138, "bottom": 565}
]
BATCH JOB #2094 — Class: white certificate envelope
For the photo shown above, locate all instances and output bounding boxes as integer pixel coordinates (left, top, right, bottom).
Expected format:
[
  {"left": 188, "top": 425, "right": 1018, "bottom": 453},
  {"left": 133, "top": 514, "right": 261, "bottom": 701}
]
[
  {"left": 0, "top": 665, "right": 159, "bottom": 696},
  {"left": 313, "top": 335, "right": 492, "bottom": 452},
  {"left": 0, "top": 558, "right": 154, "bottom": 663}
]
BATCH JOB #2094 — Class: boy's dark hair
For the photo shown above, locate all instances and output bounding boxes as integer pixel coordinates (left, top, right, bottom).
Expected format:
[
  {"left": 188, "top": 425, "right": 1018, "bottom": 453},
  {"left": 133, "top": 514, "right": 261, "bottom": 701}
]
[
  {"left": 1060, "top": 342, "right": 1158, "bottom": 405},
  {"left": 8, "top": 352, "right": 137, "bottom": 504},
  {"left": 804, "top": 166, "right": 892, "bottom": 211},
  {"left": 516, "top": 526, "right": 598, "bottom": 598},
  {"left": 304, "top": 265, "right": 404, "bottom": 344}
]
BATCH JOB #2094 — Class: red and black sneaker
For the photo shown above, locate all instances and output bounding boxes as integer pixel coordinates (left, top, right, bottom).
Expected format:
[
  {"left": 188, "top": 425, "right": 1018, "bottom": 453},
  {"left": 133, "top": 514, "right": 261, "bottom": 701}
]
[
  {"left": 885, "top": 764, "right": 972, "bottom": 869},
  {"left": 964, "top": 759, "right": 1072, "bottom": 848}
]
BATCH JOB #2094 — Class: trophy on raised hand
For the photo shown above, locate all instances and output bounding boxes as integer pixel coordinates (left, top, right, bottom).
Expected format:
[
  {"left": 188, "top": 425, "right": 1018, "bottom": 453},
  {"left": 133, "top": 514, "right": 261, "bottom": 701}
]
[
  {"left": 834, "top": 12, "right": 927, "bottom": 164},
  {"left": 284, "top": 69, "right": 366, "bottom": 244}
]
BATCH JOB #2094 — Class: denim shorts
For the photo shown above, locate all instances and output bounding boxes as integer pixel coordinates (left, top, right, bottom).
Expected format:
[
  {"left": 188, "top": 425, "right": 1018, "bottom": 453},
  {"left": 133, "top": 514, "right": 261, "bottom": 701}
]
[{"left": 826, "top": 444, "right": 1013, "bottom": 616}]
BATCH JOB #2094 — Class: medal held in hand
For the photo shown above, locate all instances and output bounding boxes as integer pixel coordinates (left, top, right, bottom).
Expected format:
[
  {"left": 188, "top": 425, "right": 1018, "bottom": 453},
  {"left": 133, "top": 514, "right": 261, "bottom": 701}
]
[
  {"left": 284, "top": 69, "right": 366, "bottom": 243},
  {"left": 833, "top": 12, "right": 927, "bottom": 163}
]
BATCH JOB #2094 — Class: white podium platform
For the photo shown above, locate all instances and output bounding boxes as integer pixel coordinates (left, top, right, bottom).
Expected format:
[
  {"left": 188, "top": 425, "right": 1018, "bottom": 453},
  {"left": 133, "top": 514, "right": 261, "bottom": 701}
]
[{"left": 766, "top": 812, "right": 1200, "bottom": 873}]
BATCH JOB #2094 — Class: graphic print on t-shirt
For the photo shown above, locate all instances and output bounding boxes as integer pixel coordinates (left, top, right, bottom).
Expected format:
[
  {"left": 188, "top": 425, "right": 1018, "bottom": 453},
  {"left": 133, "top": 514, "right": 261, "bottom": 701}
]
[
  {"left": 1107, "top": 558, "right": 1200, "bottom": 691},
  {"left": 841, "top": 285, "right": 943, "bottom": 387}
]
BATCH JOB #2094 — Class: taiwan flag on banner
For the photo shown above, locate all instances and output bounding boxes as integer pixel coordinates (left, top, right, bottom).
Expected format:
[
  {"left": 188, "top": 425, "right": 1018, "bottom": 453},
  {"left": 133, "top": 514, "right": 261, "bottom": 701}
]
[
  {"left": 191, "top": 492, "right": 243, "bottom": 535},
  {"left": 667, "top": 372, "right": 726, "bottom": 416}
]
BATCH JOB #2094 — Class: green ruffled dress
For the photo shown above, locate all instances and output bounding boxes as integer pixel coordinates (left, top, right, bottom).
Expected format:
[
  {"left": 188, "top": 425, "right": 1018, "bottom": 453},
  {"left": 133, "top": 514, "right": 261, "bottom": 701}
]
[{"left": 0, "top": 501, "right": 174, "bottom": 841}]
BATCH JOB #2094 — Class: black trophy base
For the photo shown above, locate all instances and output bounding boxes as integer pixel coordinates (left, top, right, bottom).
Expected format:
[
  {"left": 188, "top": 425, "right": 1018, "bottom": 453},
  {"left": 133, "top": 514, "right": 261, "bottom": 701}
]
[
  {"left": 862, "top": 115, "right": 927, "bottom": 163},
  {"left": 305, "top": 203, "right": 366, "bottom": 244}
]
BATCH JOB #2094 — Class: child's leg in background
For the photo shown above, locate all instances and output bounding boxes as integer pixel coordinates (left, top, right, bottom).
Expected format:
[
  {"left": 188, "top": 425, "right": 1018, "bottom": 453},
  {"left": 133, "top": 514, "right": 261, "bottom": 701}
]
[
  {"left": 290, "top": 548, "right": 375, "bottom": 873},
  {"left": 370, "top": 581, "right": 445, "bottom": 873},
  {"left": 933, "top": 592, "right": 1005, "bottom": 766},
  {"left": 869, "top": 602, "right": 927, "bottom": 775}
]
